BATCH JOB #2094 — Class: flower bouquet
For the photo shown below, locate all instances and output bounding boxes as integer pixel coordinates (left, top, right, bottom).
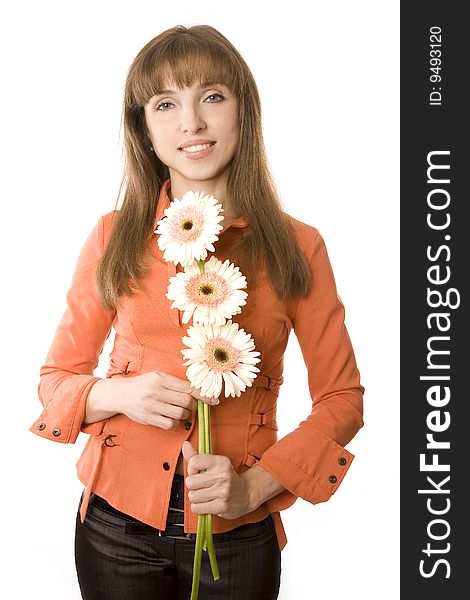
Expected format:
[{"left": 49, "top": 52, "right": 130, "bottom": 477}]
[{"left": 155, "top": 189, "right": 261, "bottom": 599}]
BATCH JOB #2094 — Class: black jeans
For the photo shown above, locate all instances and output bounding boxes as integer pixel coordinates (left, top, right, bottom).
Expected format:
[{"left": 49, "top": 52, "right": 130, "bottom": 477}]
[{"left": 74, "top": 474, "right": 281, "bottom": 599}]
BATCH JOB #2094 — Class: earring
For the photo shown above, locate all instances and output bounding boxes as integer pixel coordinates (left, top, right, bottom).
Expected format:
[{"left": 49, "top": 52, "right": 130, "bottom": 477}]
[{"left": 150, "top": 145, "right": 154, "bottom": 152}]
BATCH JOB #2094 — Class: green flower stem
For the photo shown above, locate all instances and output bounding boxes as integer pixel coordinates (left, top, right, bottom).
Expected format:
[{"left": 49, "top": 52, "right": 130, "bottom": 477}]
[
  {"left": 202, "top": 402, "right": 220, "bottom": 580},
  {"left": 191, "top": 399, "right": 220, "bottom": 598},
  {"left": 208, "top": 405, "right": 213, "bottom": 454},
  {"left": 198, "top": 399, "right": 206, "bottom": 453},
  {"left": 190, "top": 401, "right": 206, "bottom": 600},
  {"left": 202, "top": 402, "right": 209, "bottom": 554},
  {"left": 205, "top": 513, "right": 220, "bottom": 580},
  {"left": 201, "top": 398, "right": 209, "bottom": 552},
  {"left": 191, "top": 401, "right": 220, "bottom": 595},
  {"left": 203, "top": 401, "right": 210, "bottom": 456},
  {"left": 198, "top": 400, "right": 207, "bottom": 552},
  {"left": 190, "top": 504, "right": 206, "bottom": 600},
  {"left": 202, "top": 513, "right": 208, "bottom": 553}
]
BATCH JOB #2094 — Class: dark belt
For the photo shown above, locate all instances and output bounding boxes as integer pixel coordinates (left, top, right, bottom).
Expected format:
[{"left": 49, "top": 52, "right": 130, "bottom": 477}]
[
  {"left": 88, "top": 474, "right": 270, "bottom": 541},
  {"left": 89, "top": 473, "right": 188, "bottom": 538}
]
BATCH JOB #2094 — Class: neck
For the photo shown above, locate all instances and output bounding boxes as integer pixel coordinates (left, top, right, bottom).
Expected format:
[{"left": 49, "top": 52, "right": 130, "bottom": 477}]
[{"left": 167, "top": 174, "right": 239, "bottom": 221}]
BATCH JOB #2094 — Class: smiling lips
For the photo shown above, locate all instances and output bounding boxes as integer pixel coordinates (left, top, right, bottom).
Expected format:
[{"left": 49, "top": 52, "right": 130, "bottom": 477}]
[
  {"left": 178, "top": 140, "right": 216, "bottom": 159},
  {"left": 180, "top": 142, "right": 214, "bottom": 153}
]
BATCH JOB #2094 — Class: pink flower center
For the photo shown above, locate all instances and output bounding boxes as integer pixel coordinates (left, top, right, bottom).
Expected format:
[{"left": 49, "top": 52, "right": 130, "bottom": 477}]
[
  {"left": 169, "top": 208, "right": 205, "bottom": 242},
  {"left": 185, "top": 272, "right": 229, "bottom": 306},
  {"left": 204, "top": 336, "right": 241, "bottom": 373}
]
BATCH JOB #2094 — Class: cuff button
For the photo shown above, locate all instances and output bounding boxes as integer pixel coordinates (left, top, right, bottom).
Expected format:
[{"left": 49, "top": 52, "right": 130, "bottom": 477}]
[
  {"left": 38, "top": 423, "right": 46, "bottom": 431},
  {"left": 52, "top": 428, "right": 61, "bottom": 437},
  {"left": 338, "top": 457, "right": 347, "bottom": 466},
  {"left": 328, "top": 475, "right": 337, "bottom": 484}
]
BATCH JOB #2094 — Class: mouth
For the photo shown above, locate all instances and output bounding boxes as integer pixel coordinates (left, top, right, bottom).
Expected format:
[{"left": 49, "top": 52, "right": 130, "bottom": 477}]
[{"left": 178, "top": 141, "right": 216, "bottom": 154}]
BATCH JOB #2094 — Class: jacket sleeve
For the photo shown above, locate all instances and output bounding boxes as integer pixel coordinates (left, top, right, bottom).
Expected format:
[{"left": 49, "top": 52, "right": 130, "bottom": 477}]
[
  {"left": 256, "top": 230, "right": 364, "bottom": 511},
  {"left": 29, "top": 214, "right": 117, "bottom": 444}
]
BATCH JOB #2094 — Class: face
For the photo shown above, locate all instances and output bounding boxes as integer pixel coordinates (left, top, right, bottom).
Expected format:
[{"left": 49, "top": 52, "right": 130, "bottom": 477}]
[{"left": 144, "top": 81, "right": 239, "bottom": 196}]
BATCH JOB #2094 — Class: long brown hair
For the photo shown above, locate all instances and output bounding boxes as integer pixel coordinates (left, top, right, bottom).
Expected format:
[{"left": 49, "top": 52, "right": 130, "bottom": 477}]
[{"left": 97, "top": 24, "right": 311, "bottom": 312}]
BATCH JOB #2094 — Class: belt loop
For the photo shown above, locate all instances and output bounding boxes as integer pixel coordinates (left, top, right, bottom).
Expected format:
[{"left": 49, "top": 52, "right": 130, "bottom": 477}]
[{"left": 255, "top": 374, "right": 283, "bottom": 393}]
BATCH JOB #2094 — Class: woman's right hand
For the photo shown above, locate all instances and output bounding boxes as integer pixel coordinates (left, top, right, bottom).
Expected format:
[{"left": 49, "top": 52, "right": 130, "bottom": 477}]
[{"left": 85, "top": 371, "right": 219, "bottom": 430}]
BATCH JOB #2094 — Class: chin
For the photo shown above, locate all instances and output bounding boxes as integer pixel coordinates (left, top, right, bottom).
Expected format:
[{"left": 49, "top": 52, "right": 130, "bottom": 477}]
[{"left": 173, "top": 166, "right": 225, "bottom": 184}]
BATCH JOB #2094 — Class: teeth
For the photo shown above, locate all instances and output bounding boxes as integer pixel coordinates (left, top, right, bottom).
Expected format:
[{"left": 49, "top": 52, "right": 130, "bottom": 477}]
[{"left": 181, "top": 143, "right": 213, "bottom": 153}]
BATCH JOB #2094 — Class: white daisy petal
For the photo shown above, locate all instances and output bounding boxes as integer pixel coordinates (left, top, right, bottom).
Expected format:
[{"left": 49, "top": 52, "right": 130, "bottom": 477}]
[
  {"left": 181, "top": 320, "right": 260, "bottom": 398},
  {"left": 155, "top": 190, "right": 224, "bottom": 267},
  {"left": 165, "top": 256, "right": 249, "bottom": 326},
  {"left": 222, "top": 372, "right": 235, "bottom": 398},
  {"left": 187, "top": 361, "right": 209, "bottom": 381}
]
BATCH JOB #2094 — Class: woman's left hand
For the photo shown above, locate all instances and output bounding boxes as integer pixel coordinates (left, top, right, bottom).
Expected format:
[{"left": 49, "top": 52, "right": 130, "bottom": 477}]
[{"left": 182, "top": 440, "right": 256, "bottom": 519}]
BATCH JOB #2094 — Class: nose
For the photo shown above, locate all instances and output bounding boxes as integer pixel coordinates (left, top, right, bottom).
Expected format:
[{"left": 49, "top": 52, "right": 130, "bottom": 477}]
[{"left": 179, "top": 103, "right": 206, "bottom": 134}]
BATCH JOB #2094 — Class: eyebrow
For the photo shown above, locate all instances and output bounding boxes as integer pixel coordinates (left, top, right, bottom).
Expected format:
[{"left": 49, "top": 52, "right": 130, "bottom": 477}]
[{"left": 154, "top": 82, "right": 225, "bottom": 96}]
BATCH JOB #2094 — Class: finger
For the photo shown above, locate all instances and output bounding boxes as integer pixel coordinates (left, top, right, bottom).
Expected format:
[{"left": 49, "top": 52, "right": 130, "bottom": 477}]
[
  {"left": 153, "top": 400, "right": 191, "bottom": 421},
  {"left": 189, "top": 500, "right": 220, "bottom": 516},
  {"left": 186, "top": 453, "right": 221, "bottom": 476},
  {"left": 190, "top": 387, "right": 220, "bottom": 405},
  {"left": 182, "top": 440, "right": 198, "bottom": 463},
  {"left": 156, "top": 371, "right": 193, "bottom": 392},
  {"left": 155, "top": 373, "right": 218, "bottom": 407},
  {"left": 154, "top": 415, "right": 181, "bottom": 430},
  {"left": 187, "top": 486, "right": 216, "bottom": 504},
  {"left": 160, "top": 382, "right": 220, "bottom": 410},
  {"left": 185, "top": 472, "right": 214, "bottom": 491},
  {"left": 155, "top": 388, "right": 197, "bottom": 412},
  {"left": 157, "top": 371, "right": 204, "bottom": 404}
]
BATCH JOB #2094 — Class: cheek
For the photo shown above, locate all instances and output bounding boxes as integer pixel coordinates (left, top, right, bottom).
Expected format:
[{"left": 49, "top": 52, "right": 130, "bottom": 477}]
[
  {"left": 222, "top": 115, "right": 240, "bottom": 147},
  {"left": 147, "top": 114, "right": 172, "bottom": 143},
  {"left": 152, "top": 127, "right": 175, "bottom": 157}
]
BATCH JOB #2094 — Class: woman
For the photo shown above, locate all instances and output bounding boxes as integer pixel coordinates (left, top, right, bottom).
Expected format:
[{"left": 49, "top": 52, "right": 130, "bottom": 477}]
[{"left": 30, "top": 24, "right": 364, "bottom": 600}]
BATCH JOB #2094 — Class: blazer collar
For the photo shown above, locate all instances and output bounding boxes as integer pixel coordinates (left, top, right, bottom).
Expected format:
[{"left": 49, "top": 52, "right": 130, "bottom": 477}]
[{"left": 153, "top": 178, "right": 248, "bottom": 234}]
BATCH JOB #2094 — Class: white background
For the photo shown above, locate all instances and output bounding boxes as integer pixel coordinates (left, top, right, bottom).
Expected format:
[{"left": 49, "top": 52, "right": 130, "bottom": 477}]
[{"left": 1, "top": 1, "right": 399, "bottom": 598}]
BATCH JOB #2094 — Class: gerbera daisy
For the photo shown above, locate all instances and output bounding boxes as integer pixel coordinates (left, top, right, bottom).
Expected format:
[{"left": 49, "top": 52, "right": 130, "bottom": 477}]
[
  {"left": 181, "top": 320, "right": 261, "bottom": 398},
  {"left": 166, "top": 256, "right": 248, "bottom": 326},
  {"left": 155, "top": 190, "right": 224, "bottom": 267}
]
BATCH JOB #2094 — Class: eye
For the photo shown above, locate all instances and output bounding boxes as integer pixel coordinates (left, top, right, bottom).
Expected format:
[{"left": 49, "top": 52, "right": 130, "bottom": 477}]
[
  {"left": 205, "top": 93, "right": 225, "bottom": 103},
  {"left": 155, "top": 101, "right": 174, "bottom": 111},
  {"left": 154, "top": 93, "right": 225, "bottom": 111}
]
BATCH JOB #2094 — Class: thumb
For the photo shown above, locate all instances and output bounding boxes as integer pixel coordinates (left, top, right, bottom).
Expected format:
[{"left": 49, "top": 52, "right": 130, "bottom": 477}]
[{"left": 182, "top": 440, "right": 198, "bottom": 462}]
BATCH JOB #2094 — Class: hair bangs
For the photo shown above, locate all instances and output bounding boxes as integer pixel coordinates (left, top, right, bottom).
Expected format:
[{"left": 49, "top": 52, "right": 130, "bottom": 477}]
[{"left": 130, "top": 35, "right": 242, "bottom": 107}]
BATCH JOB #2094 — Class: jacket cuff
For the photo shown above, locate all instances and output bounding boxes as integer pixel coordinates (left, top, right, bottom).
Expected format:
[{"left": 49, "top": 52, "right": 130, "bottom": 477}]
[
  {"left": 257, "top": 427, "right": 354, "bottom": 505},
  {"left": 29, "top": 376, "right": 103, "bottom": 443}
]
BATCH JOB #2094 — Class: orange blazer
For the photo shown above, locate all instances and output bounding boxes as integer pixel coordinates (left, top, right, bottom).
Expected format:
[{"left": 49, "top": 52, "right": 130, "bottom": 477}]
[{"left": 29, "top": 178, "right": 364, "bottom": 551}]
